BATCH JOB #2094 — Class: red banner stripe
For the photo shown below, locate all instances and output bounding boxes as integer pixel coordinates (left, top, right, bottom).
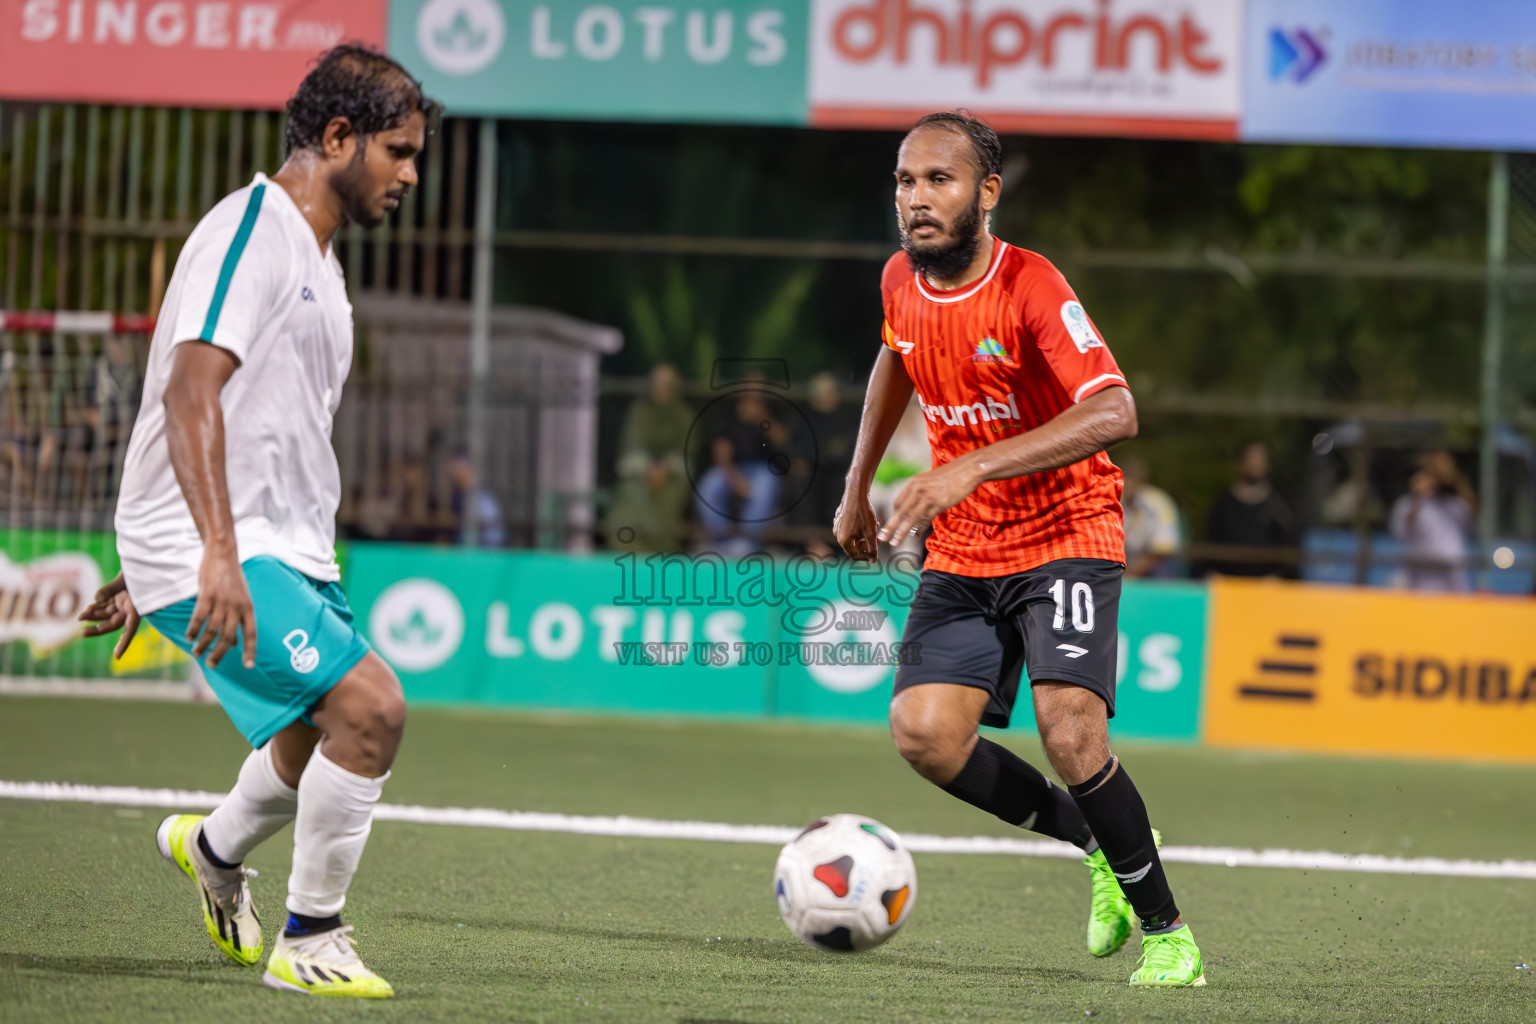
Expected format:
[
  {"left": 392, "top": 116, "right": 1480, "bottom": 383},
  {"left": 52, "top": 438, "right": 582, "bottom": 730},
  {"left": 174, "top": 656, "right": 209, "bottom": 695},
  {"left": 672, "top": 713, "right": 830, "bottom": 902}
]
[{"left": 0, "top": 311, "right": 157, "bottom": 334}]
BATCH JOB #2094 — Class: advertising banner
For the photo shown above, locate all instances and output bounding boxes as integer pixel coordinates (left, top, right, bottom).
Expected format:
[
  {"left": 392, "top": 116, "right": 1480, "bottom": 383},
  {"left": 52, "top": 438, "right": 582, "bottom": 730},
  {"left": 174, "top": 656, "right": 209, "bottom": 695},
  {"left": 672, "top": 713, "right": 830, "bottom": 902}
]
[
  {"left": 388, "top": 0, "right": 808, "bottom": 123},
  {"left": 348, "top": 546, "right": 781, "bottom": 714},
  {"left": 346, "top": 544, "right": 1205, "bottom": 740},
  {"left": 1204, "top": 577, "right": 1536, "bottom": 763},
  {"left": 768, "top": 574, "right": 1205, "bottom": 741},
  {"left": 0, "top": 528, "right": 188, "bottom": 682},
  {"left": 1243, "top": 0, "right": 1536, "bottom": 150},
  {"left": 809, "top": 0, "right": 1243, "bottom": 139},
  {"left": 0, "top": 0, "right": 386, "bottom": 109}
]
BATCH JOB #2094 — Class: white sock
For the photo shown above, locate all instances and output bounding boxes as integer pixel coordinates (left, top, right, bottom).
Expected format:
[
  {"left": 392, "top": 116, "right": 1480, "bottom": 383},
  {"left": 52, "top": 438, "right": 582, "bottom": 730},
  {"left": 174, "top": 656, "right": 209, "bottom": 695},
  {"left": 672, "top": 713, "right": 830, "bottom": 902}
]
[
  {"left": 286, "top": 747, "right": 388, "bottom": 918},
  {"left": 201, "top": 744, "right": 298, "bottom": 865}
]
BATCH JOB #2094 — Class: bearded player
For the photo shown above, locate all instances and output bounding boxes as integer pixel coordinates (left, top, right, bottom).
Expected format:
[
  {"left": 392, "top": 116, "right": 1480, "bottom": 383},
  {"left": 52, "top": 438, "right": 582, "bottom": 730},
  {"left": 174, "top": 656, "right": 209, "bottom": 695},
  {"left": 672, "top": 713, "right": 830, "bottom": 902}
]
[
  {"left": 79, "top": 47, "right": 436, "bottom": 998},
  {"left": 835, "top": 112, "right": 1204, "bottom": 988}
]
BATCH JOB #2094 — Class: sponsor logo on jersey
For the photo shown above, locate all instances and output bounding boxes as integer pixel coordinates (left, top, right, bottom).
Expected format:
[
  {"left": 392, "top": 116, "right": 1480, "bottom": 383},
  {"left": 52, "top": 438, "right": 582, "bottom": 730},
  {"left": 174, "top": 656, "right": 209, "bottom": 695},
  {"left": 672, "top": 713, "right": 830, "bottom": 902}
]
[
  {"left": 283, "top": 628, "right": 320, "bottom": 674},
  {"left": 918, "top": 392, "right": 1022, "bottom": 427},
  {"left": 1060, "top": 301, "right": 1104, "bottom": 353},
  {"left": 971, "top": 337, "right": 1015, "bottom": 366}
]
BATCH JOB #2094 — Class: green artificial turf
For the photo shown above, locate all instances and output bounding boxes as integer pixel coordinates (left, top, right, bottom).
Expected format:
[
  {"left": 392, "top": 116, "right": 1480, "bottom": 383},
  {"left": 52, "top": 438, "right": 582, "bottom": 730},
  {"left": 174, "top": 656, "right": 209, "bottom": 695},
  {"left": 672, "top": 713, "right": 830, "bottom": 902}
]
[{"left": 2, "top": 696, "right": 1534, "bottom": 1022}]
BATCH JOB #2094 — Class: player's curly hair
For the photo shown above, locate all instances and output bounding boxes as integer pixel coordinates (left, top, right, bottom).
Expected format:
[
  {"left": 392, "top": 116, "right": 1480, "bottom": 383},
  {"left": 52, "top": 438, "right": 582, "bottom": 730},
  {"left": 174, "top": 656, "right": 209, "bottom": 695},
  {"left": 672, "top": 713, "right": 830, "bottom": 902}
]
[
  {"left": 284, "top": 43, "right": 441, "bottom": 155},
  {"left": 908, "top": 111, "right": 1003, "bottom": 182}
]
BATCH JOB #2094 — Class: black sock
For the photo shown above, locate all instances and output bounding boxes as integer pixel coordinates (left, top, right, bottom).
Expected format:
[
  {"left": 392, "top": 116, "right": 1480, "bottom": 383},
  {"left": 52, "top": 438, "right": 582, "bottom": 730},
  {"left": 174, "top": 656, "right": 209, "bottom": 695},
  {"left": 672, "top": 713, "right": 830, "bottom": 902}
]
[
  {"left": 284, "top": 912, "right": 343, "bottom": 938},
  {"left": 196, "top": 828, "right": 239, "bottom": 870},
  {"left": 941, "top": 737, "right": 1094, "bottom": 849},
  {"left": 1068, "top": 756, "right": 1179, "bottom": 931}
]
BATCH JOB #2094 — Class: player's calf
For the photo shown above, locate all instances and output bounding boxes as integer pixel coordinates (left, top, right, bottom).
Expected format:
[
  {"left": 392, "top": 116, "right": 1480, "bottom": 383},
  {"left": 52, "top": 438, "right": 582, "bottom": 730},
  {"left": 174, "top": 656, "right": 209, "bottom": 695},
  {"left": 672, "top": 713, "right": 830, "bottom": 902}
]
[
  {"left": 891, "top": 685, "right": 1094, "bottom": 848},
  {"left": 272, "top": 654, "right": 404, "bottom": 994}
]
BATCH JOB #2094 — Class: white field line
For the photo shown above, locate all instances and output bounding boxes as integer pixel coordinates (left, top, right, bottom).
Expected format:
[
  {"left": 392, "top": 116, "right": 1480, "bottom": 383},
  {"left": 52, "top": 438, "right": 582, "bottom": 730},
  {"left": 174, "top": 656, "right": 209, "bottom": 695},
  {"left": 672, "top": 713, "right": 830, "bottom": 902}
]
[
  {"left": 4, "top": 779, "right": 1535, "bottom": 881},
  {"left": 0, "top": 678, "right": 196, "bottom": 701}
]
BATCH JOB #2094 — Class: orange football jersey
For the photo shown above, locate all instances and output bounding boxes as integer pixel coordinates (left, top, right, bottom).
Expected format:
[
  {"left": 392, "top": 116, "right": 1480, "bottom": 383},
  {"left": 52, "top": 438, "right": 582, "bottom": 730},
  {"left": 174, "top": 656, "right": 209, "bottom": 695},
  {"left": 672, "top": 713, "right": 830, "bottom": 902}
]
[{"left": 880, "top": 238, "right": 1127, "bottom": 577}]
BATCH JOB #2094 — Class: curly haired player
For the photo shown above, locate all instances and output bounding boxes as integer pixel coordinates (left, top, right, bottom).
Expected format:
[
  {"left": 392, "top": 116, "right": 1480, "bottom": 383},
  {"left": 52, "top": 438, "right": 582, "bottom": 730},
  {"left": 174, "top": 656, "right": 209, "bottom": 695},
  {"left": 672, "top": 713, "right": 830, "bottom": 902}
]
[
  {"left": 81, "top": 45, "right": 437, "bottom": 998},
  {"left": 835, "top": 112, "right": 1204, "bottom": 988}
]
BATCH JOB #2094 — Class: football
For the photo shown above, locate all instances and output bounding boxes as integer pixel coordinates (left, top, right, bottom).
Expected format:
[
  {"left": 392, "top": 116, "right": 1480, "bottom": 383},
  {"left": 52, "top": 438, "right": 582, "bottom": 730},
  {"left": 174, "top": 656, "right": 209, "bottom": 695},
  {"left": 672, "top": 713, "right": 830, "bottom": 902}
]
[{"left": 773, "top": 813, "right": 918, "bottom": 953}]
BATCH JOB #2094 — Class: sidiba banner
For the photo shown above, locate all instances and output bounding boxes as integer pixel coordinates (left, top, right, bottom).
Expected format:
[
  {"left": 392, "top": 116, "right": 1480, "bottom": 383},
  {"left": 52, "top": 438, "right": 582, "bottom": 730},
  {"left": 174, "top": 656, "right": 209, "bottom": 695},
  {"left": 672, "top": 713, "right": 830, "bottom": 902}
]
[
  {"left": 345, "top": 545, "right": 1206, "bottom": 740},
  {"left": 1205, "top": 577, "right": 1536, "bottom": 763}
]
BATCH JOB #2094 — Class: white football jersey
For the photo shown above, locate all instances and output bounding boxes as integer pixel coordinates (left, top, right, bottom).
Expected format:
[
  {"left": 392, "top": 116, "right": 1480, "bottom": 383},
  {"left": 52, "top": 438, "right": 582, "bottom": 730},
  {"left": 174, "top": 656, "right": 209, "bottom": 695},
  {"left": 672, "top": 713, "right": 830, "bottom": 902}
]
[{"left": 115, "top": 173, "right": 353, "bottom": 614}]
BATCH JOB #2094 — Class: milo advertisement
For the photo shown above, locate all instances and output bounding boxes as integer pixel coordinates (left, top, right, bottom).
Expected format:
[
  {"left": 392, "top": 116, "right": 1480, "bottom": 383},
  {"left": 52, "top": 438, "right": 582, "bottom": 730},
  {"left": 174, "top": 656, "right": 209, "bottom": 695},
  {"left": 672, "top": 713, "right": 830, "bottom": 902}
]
[{"left": 0, "top": 529, "right": 190, "bottom": 682}]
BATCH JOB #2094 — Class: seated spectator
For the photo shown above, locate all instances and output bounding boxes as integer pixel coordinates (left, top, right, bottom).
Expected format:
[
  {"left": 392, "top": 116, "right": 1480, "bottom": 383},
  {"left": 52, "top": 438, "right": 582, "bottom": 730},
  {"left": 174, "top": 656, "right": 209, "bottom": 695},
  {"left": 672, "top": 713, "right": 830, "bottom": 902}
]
[
  {"left": 1204, "top": 441, "right": 1295, "bottom": 577},
  {"left": 694, "top": 390, "right": 790, "bottom": 557},
  {"left": 449, "top": 450, "right": 506, "bottom": 548},
  {"left": 1389, "top": 449, "right": 1475, "bottom": 592},
  {"left": 1120, "top": 456, "right": 1182, "bottom": 578},
  {"left": 604, "top": 363, "right": 694, "bottom": 551},
  {"left": 793, "top": 372, "right": 860, "bottom": 556}
]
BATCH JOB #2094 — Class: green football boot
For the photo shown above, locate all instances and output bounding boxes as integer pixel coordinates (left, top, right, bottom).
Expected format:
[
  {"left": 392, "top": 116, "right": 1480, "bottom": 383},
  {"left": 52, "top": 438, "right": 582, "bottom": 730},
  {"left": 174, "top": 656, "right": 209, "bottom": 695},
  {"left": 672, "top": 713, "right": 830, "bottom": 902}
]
[
  {"left": 156, "top": 813, "right": 263, "bottom": 966},
  {"left": 1083, "top": 847, "right": 1134, "bottom": 957},
  {"left": 1083, "top": 827, "right": 1161, "bottom": 957},
  {"left": 1129, "top": 926, "right": 1206, "bottom": 988}
]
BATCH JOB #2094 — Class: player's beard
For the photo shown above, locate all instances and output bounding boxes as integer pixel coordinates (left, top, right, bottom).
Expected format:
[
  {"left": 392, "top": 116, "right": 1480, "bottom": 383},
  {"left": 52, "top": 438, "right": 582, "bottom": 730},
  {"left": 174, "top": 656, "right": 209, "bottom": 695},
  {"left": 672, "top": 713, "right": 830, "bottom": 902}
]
[
  {"left": 335, "top": 139, "right": 387, "bottom": 230},
  {"left": 900, "top": 188, "right": 984, "bottom": 282}
]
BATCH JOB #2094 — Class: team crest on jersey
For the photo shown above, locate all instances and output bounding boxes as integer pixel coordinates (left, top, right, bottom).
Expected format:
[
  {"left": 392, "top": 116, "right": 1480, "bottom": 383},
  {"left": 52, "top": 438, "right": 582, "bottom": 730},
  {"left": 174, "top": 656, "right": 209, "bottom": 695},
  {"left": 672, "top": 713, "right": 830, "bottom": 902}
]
[{"left": 972, "top": 337, "right": 1015, "bottom": 366}]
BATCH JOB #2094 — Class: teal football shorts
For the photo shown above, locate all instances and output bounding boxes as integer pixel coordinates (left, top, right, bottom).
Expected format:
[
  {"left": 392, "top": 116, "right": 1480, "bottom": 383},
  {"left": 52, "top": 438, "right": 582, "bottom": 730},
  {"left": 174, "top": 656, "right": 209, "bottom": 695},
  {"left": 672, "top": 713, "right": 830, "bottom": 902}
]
[{"left": 145, "top": 554, "right": 373, "bottom": 748}]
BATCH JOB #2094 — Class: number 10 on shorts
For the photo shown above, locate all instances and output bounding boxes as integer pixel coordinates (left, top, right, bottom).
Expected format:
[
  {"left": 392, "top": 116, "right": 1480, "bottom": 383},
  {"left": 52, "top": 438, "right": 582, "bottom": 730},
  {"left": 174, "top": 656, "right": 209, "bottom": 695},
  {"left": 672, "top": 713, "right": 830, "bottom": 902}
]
[{"left": 1049, "top": 579, "right": 1096, "bottom": 633}]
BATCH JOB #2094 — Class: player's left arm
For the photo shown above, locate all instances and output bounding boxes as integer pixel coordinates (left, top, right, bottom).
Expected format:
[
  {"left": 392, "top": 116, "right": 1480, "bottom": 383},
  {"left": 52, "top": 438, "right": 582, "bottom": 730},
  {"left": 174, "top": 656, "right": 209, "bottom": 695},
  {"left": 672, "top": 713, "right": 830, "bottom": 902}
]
[
  {"left": 878, "top": 387, "right": 1135, "bottom": 544},
  {"left": 879, "top": 259, "right": 1134, "bottom": 545}
]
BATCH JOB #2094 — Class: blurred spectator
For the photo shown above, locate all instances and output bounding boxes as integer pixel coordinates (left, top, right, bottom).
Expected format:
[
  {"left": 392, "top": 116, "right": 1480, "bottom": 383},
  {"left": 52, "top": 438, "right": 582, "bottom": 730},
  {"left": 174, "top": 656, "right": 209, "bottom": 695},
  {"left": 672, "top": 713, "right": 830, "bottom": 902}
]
[
  {"left": 1389, "top": 449, "right": 1475, "bottom": 592},
  {"left": 1120, "top": 456, "right": 1182, "bottom": 578},
  {"left": 1, "top": 368, "right": 62, "bottom": 504},
  {"left": 867, "top": 393, "right": 931, "bottom": 560},
  {"left": 1320, "top": 473, "right": 1384, "bottom": 529},
  {"left": 794, "top": 372, "right": 860, "bottom": 556},
  {"left": 449, "top": 449, "right": 506, "bottom": 548},
  {"left": 605, "top": 363, "right": 694, "bottom": 551},
  {"left": 1205, "top": 442, "right": 1295, "bottom": 577},
  {"left": 695, "top": 390, "right": 789, "bottom": 557}
]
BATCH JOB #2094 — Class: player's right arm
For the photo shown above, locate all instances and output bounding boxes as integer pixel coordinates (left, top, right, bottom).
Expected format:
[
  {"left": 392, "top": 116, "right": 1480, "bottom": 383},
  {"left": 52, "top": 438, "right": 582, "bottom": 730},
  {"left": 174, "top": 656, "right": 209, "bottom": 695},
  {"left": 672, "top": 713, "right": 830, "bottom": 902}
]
[
  {"left": 165, "top": 342, "right": 256, "bottom": 671},
  {"left": 157, "top": 192, "right": 284, "bottom": 670},
  {"left": 837, "top": 346, "right": 915, "bottom": 562}
]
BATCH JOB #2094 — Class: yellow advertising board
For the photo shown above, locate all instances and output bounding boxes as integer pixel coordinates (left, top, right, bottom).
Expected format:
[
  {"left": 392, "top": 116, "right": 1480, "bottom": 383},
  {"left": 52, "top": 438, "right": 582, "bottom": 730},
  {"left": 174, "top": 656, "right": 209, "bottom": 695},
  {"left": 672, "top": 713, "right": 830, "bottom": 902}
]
[{"left": 1204, "top": 578, "right": 1536, "bottom": 763}]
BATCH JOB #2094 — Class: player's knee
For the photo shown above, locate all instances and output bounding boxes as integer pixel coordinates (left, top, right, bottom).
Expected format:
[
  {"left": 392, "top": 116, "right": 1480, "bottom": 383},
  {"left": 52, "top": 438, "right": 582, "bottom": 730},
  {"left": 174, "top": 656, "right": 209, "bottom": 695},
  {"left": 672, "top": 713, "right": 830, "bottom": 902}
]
[
  {"left": 889, "top": 705, "right": 968, "bottom": 783},
  {"left": 361, "top": 668, "right": 406, "bottom": 745},
  {"left": 371, "top": 681, "right": 407, "bottom": 743},
  {"left": 326, "top": 662, "right": 406, "bottom": 759},
  {"left": 1035, "top": 706, "right": 1108, "bottom": 783},
  {"left": 1036, "top": 705, "right": 1089, "bottom": 754}
]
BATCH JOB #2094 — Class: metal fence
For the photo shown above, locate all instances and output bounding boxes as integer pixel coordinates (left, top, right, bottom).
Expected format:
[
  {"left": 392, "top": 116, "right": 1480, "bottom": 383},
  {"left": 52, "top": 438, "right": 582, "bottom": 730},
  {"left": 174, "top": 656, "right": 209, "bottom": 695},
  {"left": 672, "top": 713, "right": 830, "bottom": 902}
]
[{"left": 0, "top": 104, "right": 498, "bottom": 540}]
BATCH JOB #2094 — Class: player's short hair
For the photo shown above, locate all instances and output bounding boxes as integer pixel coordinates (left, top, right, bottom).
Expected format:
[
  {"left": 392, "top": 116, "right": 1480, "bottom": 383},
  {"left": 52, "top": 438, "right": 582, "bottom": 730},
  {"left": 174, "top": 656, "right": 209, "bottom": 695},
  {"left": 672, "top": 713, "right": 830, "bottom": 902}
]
[
  {"left": 907, "top": 111, "right": 1003, "bottom": 183},
  {"left": 284, "top": 43, "right": 441, "bottom": 155}
]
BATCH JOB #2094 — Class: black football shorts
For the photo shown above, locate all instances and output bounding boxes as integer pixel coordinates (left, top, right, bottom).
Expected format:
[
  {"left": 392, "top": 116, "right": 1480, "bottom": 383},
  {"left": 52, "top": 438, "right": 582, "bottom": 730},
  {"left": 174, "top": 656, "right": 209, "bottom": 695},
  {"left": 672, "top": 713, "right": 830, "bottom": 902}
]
[{"left": 892, "top": 558, "right": 1123, "bottom": 728}]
